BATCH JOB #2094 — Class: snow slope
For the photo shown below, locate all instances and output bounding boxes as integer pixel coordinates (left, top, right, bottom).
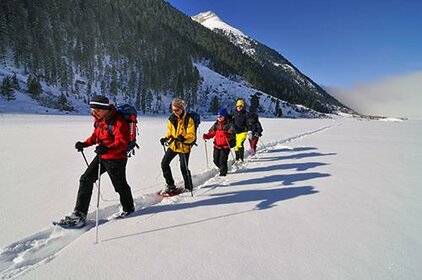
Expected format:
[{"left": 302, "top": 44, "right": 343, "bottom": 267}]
[
  {"left": 192, "top": 11, "right": 352, "bottom": 114},
  {"left": 0, "top": 62, "right": 323, "bottom": 118},
  {"left": 0, "top": 115, "right": 421, "bottom": 279},
  {"left": 195, "top": 63, "right": 324, "bottom": 118}
]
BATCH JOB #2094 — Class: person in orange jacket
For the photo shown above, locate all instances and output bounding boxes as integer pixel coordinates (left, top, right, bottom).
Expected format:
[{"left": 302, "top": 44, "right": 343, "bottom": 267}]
[
  {"left": 58, "top": 95, "right": 135, "bottom": 227},
  {"left": 203, "top": 108, "right": 235, "bottom": 176}
]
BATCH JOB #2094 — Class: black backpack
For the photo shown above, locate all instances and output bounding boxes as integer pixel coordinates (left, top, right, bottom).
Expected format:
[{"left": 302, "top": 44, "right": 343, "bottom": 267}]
[{"left": 183, "top": 110, "right": 201, "bottom": 146}]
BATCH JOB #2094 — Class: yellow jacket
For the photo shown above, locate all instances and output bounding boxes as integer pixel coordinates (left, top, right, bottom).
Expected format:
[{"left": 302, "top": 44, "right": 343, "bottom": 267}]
[{"left": 165, "top": 111, "right": 196, "bottom": 153}]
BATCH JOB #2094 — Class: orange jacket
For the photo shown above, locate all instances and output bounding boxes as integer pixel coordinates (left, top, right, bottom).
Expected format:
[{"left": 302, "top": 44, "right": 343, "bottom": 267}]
[{"left": 84, "top": 106, "right": 129, "bottom": 159}]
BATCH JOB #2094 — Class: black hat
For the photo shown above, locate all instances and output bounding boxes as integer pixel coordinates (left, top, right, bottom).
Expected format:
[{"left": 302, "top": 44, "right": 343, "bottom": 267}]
[{"left": 89, "top": 95, "right": 110, "bottom": 110}]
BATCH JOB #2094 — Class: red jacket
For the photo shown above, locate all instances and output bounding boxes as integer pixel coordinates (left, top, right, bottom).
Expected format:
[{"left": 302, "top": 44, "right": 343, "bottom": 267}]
[
  {"left": 84, "top": 106, "right": 129, "bottom": 160},
  {"left": 204, "top": 119, "right": 234, "bottom": 149}
]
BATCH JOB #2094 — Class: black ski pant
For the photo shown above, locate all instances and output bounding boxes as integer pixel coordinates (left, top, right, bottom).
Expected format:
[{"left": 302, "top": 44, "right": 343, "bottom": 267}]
[
  {"left": 74, "top": 156, "right": 134, "bottom": 215},
  {"left": 235, "top": 147, "right": 245, "bottom": 161},
  {"left": 161, "top": 148, "right": 192, "bottom": 190},
  {"left": 213, "top": 147, "right": 230, "bottom": 176}
]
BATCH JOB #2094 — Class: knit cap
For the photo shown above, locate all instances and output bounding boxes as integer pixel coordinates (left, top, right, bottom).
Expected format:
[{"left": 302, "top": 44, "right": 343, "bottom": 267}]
[
  {"left": 236, "top": 99, "right": 244, "bottom": 107},
  {"left": 89, "top": 95, "right": 110, "bottom": 110},
  {"left": 217, "top": 108, "right": 228, "bottom": 118}
]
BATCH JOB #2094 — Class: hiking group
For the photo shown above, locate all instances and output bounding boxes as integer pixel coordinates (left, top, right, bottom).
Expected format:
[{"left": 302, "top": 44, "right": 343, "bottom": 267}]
[{"left": 57, "top": 95, "right": 263, "bottom": 228}]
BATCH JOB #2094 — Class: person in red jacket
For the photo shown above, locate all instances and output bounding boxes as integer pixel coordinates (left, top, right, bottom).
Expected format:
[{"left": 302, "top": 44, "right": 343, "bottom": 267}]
[
  {"left": 202, "top": 108, "right": 235, "bottom": 176},
  {"left": 59, "top": 95, "right": 135, "bottom": 227}
]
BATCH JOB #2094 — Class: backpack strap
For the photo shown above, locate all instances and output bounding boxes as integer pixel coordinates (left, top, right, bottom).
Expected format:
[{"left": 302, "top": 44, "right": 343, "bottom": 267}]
[
  {"left": 106, "top": 115, "right": 118, "bottom": 137},
  {"left": 183, "top": 112, "right": 191, "bottom": 130}
]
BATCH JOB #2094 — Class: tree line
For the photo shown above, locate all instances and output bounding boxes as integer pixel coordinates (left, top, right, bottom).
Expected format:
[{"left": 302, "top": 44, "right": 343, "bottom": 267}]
[{"left": 0, "top": 0, "right": 340, "bottom": 114}]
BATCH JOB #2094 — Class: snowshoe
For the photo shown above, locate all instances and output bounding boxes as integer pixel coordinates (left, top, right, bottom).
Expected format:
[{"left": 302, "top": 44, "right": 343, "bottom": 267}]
[
  {"left": 157, "top": 185, "right": 184, "bottom": 197},
  {"left": 115, "top": 208, "right": 135, "bottom": 219},
  {"left": 232, "top": 159, "right": 244, "bottom": 166},
  {"left": 53, "top": 211, "right": 87, "bottom": 229}
]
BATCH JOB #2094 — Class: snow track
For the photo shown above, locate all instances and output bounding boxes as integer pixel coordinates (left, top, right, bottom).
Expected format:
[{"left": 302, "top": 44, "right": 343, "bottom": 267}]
[{"left": 0, "top": 124, "right": 334, "bottom": 279}]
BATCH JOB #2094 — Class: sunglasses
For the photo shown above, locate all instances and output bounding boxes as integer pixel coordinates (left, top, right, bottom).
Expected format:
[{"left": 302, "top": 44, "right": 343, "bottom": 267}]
[
  {"left": 217, "top": 115, "right": 225, "bottom": 119},
  {"left": 172, "top": 108, "right": 182, "bottom": 113}
]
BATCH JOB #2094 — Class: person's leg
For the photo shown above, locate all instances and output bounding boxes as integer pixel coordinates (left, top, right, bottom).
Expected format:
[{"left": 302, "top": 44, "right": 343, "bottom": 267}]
[
  {"left": 179, "top": 152, "right": 192, "bottom": 190},
  {"left": 161, "top": 148, "right": 178, "bottom": 186},
  {"left": 249, "top": 137, "right": 258, "bottom": 155},
  {"left": 213, "top": 147, "right": 220, "bottom": 168},
  {"left": 219, "top": 148, "right": 230, "bottom": 176},
  {"left": 236, "top": 132, "right": 247, "bottom": 161},
  {"left": 235, "top": 133, "right": 241, "bottom": 160},
  {"left": 74, "top": 156, "right": 106, "bottom": 215},
  {"left": 103, "top": 159, "right": 134, "bottom": 212}
]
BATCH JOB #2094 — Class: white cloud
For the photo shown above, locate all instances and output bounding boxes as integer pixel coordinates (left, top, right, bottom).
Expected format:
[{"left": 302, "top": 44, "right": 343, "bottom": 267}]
[{"left": 326, "top": 72, "right": 422, "bottom": 119}]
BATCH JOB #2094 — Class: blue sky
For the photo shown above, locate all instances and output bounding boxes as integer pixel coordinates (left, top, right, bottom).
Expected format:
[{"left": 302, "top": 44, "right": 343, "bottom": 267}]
[{"left": 165, "top": 0, "right": 422, "bottom": 90}]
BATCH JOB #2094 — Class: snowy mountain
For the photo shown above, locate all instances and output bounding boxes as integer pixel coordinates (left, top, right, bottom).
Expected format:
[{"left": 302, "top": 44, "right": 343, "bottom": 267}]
[
  {"left": 192, "top": 11, "right": 353, "bottom": 114},
  {"left": 194, "top": 63, "right": 325, "bottom": 118},
  {"left": 0, "top": 0, "right": 350, "bottom": 117},
  {"left": 0, "top": 63, "right": 324, "bottom": 118}
]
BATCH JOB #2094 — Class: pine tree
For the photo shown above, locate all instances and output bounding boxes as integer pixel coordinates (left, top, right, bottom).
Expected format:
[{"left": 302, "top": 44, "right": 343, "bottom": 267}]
[
  {"left": 11, "top": 73, "right": 20, "bottom": 90},
  {"left": 210, "top": 95, "right": 219, "bottom": 114},
  {"left": 135, "top": 90, "right": 141, "bottom": 111},
  {"left": 1, "top": 76, "right": 16, "bottom": 101},
  {"left": 145, "top": 90, "right": 153, "bottom": 113},
  {"left": 110, "top": 66, "right": 118, "bottom": 97},
  {"left": 140, "top": 87, "right": 146, "bottom": 113},
  {"left": 250, "top": 94, "right": 260, "bottom": 113},
  {"left": 59, "top": 92, "right": 68, "bottom": 111},
  {"left": 27, "top": 75, "right": 42, "bottom": 99},
  {"left": 275, "top": 99, "right": 282, "bottom": 117}
]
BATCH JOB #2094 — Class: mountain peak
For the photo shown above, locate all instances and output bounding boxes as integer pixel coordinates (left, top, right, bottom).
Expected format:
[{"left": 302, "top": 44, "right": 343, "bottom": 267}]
[
  {"left": 192, "top": 11, "right": 246, "bottom": 37},
  {"left": 191, "top": 11, "right": 219, "bottom": 24}
]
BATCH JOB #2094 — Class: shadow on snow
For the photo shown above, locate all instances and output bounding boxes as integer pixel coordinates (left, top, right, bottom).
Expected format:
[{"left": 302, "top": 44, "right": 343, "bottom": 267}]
[
  {"left": 241, "top": 162, "right": 329, "bottom": 173},
  {"left": 252, "top": 151, "right": 336, "bottom": 163},
  {"left": 102, "top": 185, "right": 318, "bottom": 243},
  {"left": 229, "top": 172, "right": 330, "bottom": 187}
]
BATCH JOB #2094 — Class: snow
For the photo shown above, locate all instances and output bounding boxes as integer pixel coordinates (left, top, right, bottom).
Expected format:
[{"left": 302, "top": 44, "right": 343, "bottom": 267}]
[
  {"left": 0, "top": 115, "right": 421, "bottom": 279},
  {"left": 195, "top": 63, "right": 324, "bottom": 118},
  {"left": 1, "top": 58, "right": 322, "bottom": 118},
  {"left": 192, "top": 11, "right": 256, "bottom": 58},
  {"left": 378, "top": 117, "right": 405, "bottom": 122},
  {"left": 192, "top": 11, "right": 246, "bottom": 38}
]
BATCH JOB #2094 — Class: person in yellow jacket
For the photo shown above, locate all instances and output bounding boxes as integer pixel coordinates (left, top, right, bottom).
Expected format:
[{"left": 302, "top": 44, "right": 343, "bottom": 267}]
[
  {"left": 159, "top": 98, "right": 195, "bottom": 194},
  {"left": 232, "top": 99, "right": 251, "bottom": 162}
]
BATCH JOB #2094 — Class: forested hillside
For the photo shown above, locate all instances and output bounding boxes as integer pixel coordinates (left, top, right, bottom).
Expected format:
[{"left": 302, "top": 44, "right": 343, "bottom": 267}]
[{"left": 0, "top": 0, "right": 350, "bottom": 114}]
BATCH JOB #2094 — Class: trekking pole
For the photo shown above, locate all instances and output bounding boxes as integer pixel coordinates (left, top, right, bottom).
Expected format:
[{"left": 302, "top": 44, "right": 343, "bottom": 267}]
[
  {"left": 204, "top": 140, "right": 209, "bottom": 169},
  {"left": 181, "top": 144, "right": 193, "bottom": 197},
  {"left": 80, "top": 150, "right": 107, "bottom": 202},
  {"left": 259, "top": 137, "right": 267, "bottom": 150},
  {"left": 95, "top": 154, "right": 101, "bottom": 244},
  {"left": 81, "top": 150, "right": 89, "bottom": 166},
  {"left": 225, "top": 137, "right": 235, "bottom": 162}
]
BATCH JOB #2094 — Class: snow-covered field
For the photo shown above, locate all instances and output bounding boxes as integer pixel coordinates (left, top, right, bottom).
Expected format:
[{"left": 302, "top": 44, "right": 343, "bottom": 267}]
[{"left": 0, "top": 115, "right": 421, "bottom": 279}]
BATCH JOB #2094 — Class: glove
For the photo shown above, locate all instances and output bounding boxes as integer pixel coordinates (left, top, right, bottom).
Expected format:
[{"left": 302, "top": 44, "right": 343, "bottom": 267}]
[
  {"left": 247, "top": 131, "right": 253, "bottom": 140},
  {"left": 177, "top": 135, "right": 186, "bottom": 143},
  {"left": 202, "top": 134, "right": 207, "bottom": 141},
  {"left": 95, "top": 144, "right": 108, "bottom": 155},
  {"left": 160, "top": 137, "right": 168, "bottom": 146},
  {"left": 75, "top": 141, "right": 85, "bottom": 152},
  {"left": 254, "top": 132, "right": 260, "bottom": 138}
]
